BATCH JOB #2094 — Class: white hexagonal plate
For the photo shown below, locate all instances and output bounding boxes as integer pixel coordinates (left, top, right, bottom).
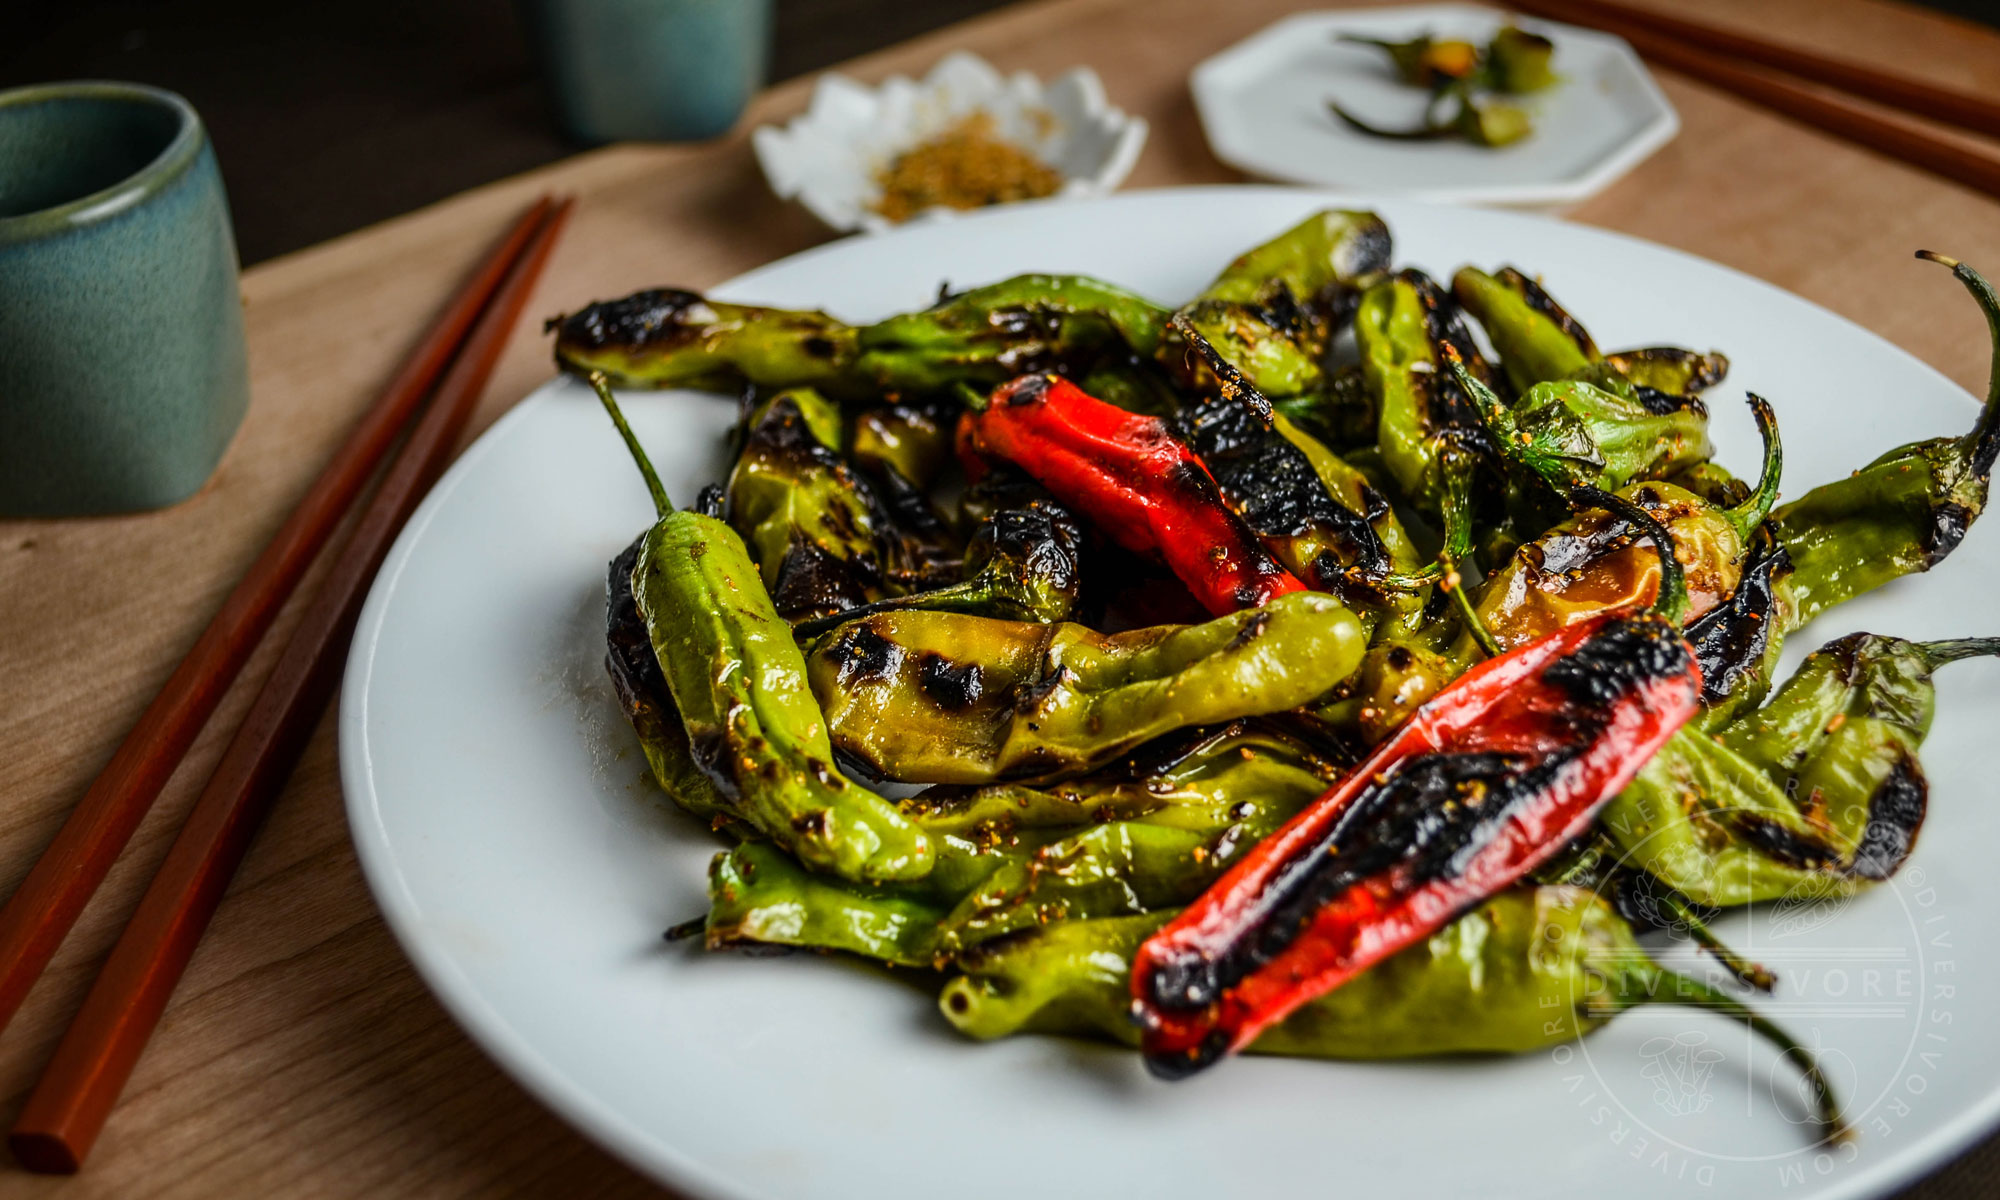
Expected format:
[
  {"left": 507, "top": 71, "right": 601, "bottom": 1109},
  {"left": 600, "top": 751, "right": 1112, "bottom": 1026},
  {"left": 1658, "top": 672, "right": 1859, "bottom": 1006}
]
[{"left": 1191, "top": 4, "right": 1678, "bottom": 205}]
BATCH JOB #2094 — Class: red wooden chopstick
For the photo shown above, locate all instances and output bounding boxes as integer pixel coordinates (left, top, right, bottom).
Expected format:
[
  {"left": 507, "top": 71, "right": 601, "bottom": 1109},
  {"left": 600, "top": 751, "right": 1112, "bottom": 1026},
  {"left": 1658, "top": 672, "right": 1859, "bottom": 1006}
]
[
  {"left": 7, "top": 196, "right": 575, "bottom": 1174},
  {"left": 0, "top": 195, "right": 554, "bottom": 1045},
  {"left": 1521, "top": 0, "right": 2000, "bottom": 139},
  {"left": 1513, "top": 0, "right": 2000, "bottom": 200}
]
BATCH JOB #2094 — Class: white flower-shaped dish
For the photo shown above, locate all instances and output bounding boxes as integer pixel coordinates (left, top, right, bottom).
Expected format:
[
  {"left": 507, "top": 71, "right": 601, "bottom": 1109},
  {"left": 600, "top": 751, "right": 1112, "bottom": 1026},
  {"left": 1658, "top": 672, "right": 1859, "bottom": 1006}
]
[
  {"left": 1190, "top": 4, "right": 1678, "bottom": 207},
  {"left": 752, "top": 51, "right": 1148, "bottom": 235}
]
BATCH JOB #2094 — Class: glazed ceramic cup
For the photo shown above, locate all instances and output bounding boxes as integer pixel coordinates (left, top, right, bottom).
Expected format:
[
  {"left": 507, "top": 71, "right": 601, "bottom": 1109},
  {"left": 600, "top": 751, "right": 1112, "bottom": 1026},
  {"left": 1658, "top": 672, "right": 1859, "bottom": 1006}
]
[
  {"left": 0, "top": 81, "right": 249, "bottom": 517},
  {"left": 520, "top": 0, "right": 772, "bottom": 143}
]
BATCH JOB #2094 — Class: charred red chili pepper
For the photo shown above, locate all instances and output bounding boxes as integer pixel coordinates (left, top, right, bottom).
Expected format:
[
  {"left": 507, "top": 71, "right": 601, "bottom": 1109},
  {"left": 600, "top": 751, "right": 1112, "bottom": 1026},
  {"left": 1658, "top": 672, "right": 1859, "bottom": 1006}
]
[
  {"left": 1130, "top": 491, "right": 1702, "bottom": 1078},
  {"left": 959, "top": 373, "right": 1306, "bottom": 615}
]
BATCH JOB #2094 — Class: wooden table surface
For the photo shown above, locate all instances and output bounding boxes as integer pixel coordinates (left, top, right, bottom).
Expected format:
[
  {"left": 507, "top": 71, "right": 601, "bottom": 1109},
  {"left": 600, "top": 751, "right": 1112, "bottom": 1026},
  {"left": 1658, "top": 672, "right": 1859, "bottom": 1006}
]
[{"left": 5, "top": 0, "right": 2000, "bottom": 1195}]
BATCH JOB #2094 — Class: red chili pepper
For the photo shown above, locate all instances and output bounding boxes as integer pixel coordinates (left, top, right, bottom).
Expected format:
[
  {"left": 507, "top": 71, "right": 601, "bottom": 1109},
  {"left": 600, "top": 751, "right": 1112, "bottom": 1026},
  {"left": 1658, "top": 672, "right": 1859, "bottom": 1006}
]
[
  {"left": 959, "top": 374, "right": 1306, "bottom": 616},
  {"left": 1130, "top": 604, "right": 1701, "bottom": 1077}
]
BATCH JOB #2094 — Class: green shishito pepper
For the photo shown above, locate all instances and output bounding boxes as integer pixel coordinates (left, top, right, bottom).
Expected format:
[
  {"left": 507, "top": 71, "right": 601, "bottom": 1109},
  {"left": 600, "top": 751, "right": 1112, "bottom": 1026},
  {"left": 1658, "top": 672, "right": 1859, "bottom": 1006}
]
[
  {"left": 853, "top": 274, "right": 1169, "bottom": 393},
  {"left": 805, "top": 591, "right": 1365, "bottom": 785},
  {"left": 726, "top": 387, "right": 890, "bottom": 621},
  {"left": 1452, "top": 265, "right": 1598, "bottom": 393},
  {"left": 1164, "top": 209, "right": 1392, "bottom": 396},
  {"left": 1452, "top": 265, "right": 1730, "bottom": 402},
  {"left": 1601, "top": 632, "right": 1999, "bottom": 907},
  {"left": 703, "top": 721, "right": 1341, "bottom": 963},
  {"left": 938, "top": 889, "right": 1843, "bottom": 1137},
  {"left": 1354, "top": 268, "right": 1496, "bottom": 552},
  {"left": 550, "top": 289, "right": 859, "bottom": 392},
  {"left": 590, "top": 374, "right": 933, "bottom": 884},
  {"left": 554, "top": 275, "right": 1167, "bottom": 397},
  {"left": 1774, "top": 253, "right": 2000, "bottom": 629}
]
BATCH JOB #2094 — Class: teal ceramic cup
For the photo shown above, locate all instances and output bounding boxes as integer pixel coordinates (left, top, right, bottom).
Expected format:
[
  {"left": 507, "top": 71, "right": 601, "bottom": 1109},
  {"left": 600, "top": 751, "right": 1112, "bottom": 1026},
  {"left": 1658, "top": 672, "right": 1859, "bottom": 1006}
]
[
  {"left": 520, "top": 0, "right": 773, "bottom": 143},
  {"left": 0, "top": 82, "right": 250, "bottom": 517}
]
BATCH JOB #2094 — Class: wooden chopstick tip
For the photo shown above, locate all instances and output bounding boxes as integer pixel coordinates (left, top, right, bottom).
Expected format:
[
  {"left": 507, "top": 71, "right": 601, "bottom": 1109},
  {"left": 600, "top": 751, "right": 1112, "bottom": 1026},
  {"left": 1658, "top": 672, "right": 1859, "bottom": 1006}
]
[{"left": 10, "top": 1129, "right": 82, "bottom": 1175}]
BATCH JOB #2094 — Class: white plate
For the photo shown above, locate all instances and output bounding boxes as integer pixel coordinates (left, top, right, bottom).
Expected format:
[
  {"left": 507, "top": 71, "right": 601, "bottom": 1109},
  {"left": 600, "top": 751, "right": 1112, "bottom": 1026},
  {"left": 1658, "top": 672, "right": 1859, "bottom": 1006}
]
[
  {"left": 1191, "top": 5, "right": 1678, "bottom": 205},
  {"left": 342, "top": 186, "right": 2000, "bottom": 1200}
]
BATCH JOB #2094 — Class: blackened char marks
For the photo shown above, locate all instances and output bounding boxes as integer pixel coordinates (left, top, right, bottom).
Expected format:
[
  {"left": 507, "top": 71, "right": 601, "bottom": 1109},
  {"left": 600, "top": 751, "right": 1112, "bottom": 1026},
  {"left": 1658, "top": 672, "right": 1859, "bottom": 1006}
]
[
  {"left": 916, "top": 653, "right": 984, "bottom": 710},
  {"left": 1686, "top": 532, "right": 1793, "bottom": 704},
  {"left": 552, "top": 288, "right": 706, "bottom": 351},
  {"left": 1541, "top": 617, "right": 1694, "bottom": 708},
  {"left": 1399, "top": 269, "right": 1498, "bottom": 457},
  {"left": 1140, "top": 748, "right": 1562, "bottom": 1014},
  {"left": 1498, "top": 266, "right": 1595, "bottom": 357},
  {"left": 1850, "top": 753, "right": 1928, "bottom": 881},
  {"left": 604, "top": 537, "right": 672, "bottom": 721},
  {"left": 827, "top": 622, "right": 904, "bottom": 687}
]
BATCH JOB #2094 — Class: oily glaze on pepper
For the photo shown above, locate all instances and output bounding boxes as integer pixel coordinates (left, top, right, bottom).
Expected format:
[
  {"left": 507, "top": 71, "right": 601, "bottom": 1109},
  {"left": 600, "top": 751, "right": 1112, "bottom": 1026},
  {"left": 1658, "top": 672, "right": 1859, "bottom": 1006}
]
[
  {"left": 1163, "top": 209, "right": 1392, "bottom": 395},
  {"left": 703, "top": 721, "right": 1343, "bottom": 963},
  {"left": 1773, "top": 253, "right": 2000, "bottom": 628},
  {"left": 806, "top": 590, "right": 1364, "bottom": 785},
  {"left": 590, "top": 374, "right": 933, "bottom": 883},
  {"left": 1601, "top": 632, "right": 1999, "bottom": 907},
  {"left": 1132, "top": 585, "right": 1701, "bottom": 1075},
  {"left": 960, "top": 373, "right": 1306, "bottom": 614}
]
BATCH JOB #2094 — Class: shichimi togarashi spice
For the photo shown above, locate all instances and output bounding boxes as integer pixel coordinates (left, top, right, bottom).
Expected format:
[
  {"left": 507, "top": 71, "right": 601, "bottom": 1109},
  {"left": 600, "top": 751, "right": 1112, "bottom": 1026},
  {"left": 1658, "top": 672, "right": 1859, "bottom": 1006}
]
[{"left": 872, "top": 112, "right": 1063, "bottom": 223}]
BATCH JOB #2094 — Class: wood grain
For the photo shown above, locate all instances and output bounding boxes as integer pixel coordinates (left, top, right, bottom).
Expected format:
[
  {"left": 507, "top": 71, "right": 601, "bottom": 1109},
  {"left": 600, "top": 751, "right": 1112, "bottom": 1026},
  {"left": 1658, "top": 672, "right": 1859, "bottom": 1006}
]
[{"left": 1, "top": 0, "right": 1998, "bottom": 1196}]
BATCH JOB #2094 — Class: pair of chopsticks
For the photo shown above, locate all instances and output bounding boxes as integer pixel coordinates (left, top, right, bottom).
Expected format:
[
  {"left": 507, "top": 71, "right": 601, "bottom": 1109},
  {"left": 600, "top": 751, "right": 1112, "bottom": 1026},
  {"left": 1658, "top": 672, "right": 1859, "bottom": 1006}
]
[
  {"left": 1513, "top": 0, "right": 2000, "bottom": 198},
  {"left": 0, "top": 194, "right": 575, "bottom": 1173}
]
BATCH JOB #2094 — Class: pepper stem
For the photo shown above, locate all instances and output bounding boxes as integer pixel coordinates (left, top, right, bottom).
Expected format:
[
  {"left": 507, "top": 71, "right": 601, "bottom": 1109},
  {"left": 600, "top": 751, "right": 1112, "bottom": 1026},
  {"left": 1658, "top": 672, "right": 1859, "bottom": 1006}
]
[
  {"left": 588, "top": 371, "right": 673, "bottom": 518},
  {"left": 1720, "top": 394, "right": 1784, "bottom": 540},
  {"left": 1441, "top": 555, "right": 1501, "bottom": 657},
  {"left": 790, "top": 574, "right": 995, "bottom": 640},
  {"left": 1617, "top": 967, "right": 1850, "bottom": 1145},
  {"left": 1656, "top": 890, "right": 1776, "bottom": 993},
  {"left": 1915, "top": 636, "right": 2000, "bottom": 670},
  {"left": 953, "top": 381, "right": 990, "bottom": 413},
  {"left": 1171, "top": 312, "right": 1276, "bottom": 423},
  {"left": 1328, "top": 100, "right": 1453, "bottom": 141},
  {"left": 1444, "top": 348, "right": 1581, "bottom": 501},
  {"left": 1917, "top": 251, "right": 2000, "bottom": 477},
  {"left": 662, "top": 915, "right": 706, "bottom": 942},
  {"left": 1570, "top": 485, "right": 1688, "bottom": 625}
]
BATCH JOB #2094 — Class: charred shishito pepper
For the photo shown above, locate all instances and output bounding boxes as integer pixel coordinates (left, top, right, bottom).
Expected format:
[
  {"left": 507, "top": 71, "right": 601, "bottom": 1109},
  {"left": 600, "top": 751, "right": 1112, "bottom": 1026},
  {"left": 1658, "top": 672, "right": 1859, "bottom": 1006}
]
[
  {"left": 1129, "top": 497, "right": 1700, "bottom": 1077},
  {"left": 1602, "top": 632, "right": 2000, "bottom": 907},
  {"left": 959, "top": 373, "right": 1306, "bottom": 615},
  {"left": 806, "top": 590, "right": 1365, "bottom": 785},
  {"left": 1774, "top": 253, "right": 2000, "bottom": 629},
  {"left": 726, "top": 387, "right": 894, "bottom": 621},
  {"left": 702, "top": 720, "right": 1344, "bottom": 964},
  {"left": 589, "top": 374, "right": 933, "bottom": 884},
  {"left": 553, "top": 274, "right": 1167, "bottom": 398},
  {"left": 944, "top": 892, "right": 1844, "bottom": 1139},
  {"left": 549, "top": 290, "right": 858, "bottom": 392},
  {"left": 792, "top": 495, "right": 1085, "bottom": 635},
  {"left": 1354, "top": 268, "right": 1499, "bottom": 556},
  {"left": 1163, "top": 209, "right": 1392, "bottom": 395},
  {"left": 1172, "top": 316, "right": 1414, "bottom": 608}
]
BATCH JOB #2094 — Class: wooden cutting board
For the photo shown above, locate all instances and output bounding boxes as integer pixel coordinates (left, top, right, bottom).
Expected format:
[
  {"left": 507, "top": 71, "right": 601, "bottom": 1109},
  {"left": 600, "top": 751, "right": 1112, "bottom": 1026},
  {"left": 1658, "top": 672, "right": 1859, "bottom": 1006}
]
[{"left": 2, "top": 0, "right": 1998, "bottom": 1195}]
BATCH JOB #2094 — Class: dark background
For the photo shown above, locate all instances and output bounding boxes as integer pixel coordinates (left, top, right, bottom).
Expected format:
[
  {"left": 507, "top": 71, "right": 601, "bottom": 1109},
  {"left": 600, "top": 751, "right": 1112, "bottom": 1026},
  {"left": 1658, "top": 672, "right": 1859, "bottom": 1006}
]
[
  {"left": 0, "top": 0, "right": 1018, "bottom": 264},
  {"left": 3, "top": 0, "right": 1995, "bottom": 265}
]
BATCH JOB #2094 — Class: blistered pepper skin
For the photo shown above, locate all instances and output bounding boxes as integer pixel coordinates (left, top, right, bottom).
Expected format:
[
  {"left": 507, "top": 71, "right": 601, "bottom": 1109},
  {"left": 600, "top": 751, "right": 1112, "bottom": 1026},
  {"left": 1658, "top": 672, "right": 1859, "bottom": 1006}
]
[
  {"left": 1599, "top": 634, "right": 1999, "bottom": 907},
  {"left": 1164, "top": 209, "right": 1392, "bottom": 395},
  {"left": 551, "top": 290, "right": 858, "bottom": 392},
  {"left": 807, "top": 591, "right": 1366, "bottom": 785},
  {"left": 634, "top": 513, "right": 934, "bottom": 883},
  {"left": 1773, "top": 254, "right": 2000, "bottom": 628}
]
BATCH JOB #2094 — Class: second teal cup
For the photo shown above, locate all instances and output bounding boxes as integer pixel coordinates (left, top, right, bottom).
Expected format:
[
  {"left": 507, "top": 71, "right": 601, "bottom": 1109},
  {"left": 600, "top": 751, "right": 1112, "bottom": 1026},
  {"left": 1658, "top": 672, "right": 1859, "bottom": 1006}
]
[
  {"left": 0, "top": 81, "right": 250, "bottom": 517},
  {"left": 520, "top": 0, "right": 773, "bottom": 144}
]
